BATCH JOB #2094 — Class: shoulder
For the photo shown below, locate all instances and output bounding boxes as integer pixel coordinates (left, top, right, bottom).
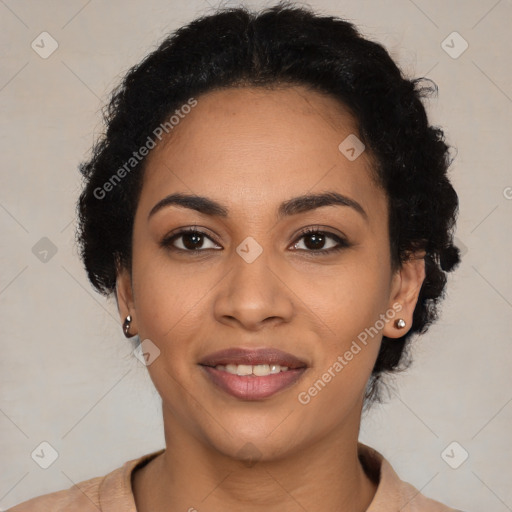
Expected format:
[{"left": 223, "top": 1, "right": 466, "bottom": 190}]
[
  {"left": 8, "top": 449, "right": 165, "bottom": 512},
  {"left": 8, "top": 475, "right": 104, "bottom": 512},
  {"left": 358, "top": 442, "right": 464, "bottom": 511},
  {"left": 394, "top": 476, "right": 464, "bottom": 511}
]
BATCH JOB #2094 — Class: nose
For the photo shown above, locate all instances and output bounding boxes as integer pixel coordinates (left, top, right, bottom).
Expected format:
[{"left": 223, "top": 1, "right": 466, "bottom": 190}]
[{"left": 213, "top": 245, "right": 295, "bottom": 331}]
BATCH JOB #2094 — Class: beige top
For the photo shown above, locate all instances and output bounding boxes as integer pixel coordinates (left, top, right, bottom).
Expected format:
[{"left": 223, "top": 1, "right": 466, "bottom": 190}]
[{"left": 10, "top": 443, "right": 461, "bottom": 511}]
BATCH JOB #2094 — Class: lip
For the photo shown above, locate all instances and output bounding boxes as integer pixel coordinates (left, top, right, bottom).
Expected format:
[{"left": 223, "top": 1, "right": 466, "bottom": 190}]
[
  {"left": 198, "top": 347, "right": 308, "bottom": 369},
  {"left": 198, "top": 347, "right": 309, "bottom": 400},
  {"left": 200, "top": 366, "right": 307, "bottom": 400}
]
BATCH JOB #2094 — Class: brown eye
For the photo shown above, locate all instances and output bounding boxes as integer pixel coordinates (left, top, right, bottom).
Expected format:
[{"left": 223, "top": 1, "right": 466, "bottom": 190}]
[
  {"left": 303, "top": 231, "right": 327, "bottom": 250},
  {"left": 292, "top": 228, "right": 349, "bottom": 254},
  {"left": 161, "top": 228, "right": 222, "bottom": 252},
  {"left": 180, "top": 232, "right": 206, "bottom": 250}
]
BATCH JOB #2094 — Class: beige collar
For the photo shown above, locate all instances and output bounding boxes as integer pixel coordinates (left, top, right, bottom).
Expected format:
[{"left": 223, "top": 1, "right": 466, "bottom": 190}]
[{"left": 97, "top": 443, "right": 458, "bottom": 511}]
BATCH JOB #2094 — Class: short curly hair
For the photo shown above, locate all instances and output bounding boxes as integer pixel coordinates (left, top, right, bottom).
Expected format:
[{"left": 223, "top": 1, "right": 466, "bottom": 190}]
[{"left": 76, "top": 2, "right": 460, "bottom": 404}]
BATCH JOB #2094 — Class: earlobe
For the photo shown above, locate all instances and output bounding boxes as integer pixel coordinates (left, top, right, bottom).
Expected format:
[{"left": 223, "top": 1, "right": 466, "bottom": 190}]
[
  {"left": 115, "top": 266, "right": 137, "bottom": 337},
  {"left": 383, "top": 252, "right": 426, "bottom": 339}
]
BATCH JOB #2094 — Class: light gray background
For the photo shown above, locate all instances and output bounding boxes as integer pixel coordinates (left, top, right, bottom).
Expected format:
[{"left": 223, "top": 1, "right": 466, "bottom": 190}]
[{"left": 1, "top": 0, "right": 511, "bottom": 510}]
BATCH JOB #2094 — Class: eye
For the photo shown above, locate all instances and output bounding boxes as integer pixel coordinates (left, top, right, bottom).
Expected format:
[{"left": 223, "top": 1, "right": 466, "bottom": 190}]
[
  {"left": 291, "top": 227, "right": 349, "bottom": 254},
  {"left": 161, "top": 227, "right": 222, "bottom": 252},
  {"left": 161, "top": 226, "right": 349, "bottom": 255}
]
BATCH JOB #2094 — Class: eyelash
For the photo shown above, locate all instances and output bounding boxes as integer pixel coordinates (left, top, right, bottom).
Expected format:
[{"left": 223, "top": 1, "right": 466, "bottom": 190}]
[
  {"left": 160, "top": 226, "right": 350, "bottom": 256},
  {"left": 294, "top": 227, "right": 350, "bottom": 254}
]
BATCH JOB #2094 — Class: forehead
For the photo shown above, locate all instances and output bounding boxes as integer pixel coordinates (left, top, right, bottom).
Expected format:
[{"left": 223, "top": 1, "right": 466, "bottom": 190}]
[{"left": 138, "top": 85, "right": 384, "bottom": 219}]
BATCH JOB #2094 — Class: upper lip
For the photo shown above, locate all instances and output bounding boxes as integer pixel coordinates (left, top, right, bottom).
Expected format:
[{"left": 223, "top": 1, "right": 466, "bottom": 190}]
[{"left": 199, "top": 348, "right": 308, "bottom": 369}]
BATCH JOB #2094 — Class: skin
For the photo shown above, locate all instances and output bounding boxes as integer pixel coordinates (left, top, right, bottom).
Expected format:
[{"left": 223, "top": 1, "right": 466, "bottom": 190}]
[{"left": 116, "top": 85, "right": 425, "bottom": 512}]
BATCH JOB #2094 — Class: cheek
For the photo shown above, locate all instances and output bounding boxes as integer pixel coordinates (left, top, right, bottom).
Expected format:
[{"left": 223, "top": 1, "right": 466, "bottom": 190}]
[
  {"left": 130, "top": 248, "right": 211, "bottom": 420},
  {"left": 295, "top": 255, "right": 392, "bottom": 398},
  {"left": 133, "top": 263, "right": 212, "bottom": 345},
  {"left": 132, "top": 231, "right": 392, "bottom": 347},
  {"left": 302, "top": 255, "right": 392, "bottom": 341}
]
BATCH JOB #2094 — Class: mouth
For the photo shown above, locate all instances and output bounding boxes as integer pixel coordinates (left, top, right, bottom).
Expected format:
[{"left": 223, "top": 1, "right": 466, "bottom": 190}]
[{"left": 198, "top": 347, "right": 308, "bottom": 400}]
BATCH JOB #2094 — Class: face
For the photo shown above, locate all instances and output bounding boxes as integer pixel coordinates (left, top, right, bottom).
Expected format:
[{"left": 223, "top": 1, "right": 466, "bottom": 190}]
[{"left": 117, "top": 85, "right": 424, "bottom": 461}]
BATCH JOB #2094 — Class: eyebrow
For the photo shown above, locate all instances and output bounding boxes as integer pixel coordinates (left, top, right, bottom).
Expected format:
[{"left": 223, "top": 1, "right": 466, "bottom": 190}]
[{"left": 148, "top": 191, "right": 367, "bottom": 221}]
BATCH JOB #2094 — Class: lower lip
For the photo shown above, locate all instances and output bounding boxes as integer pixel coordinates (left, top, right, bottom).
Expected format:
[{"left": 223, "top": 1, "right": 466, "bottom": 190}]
[{"left": 200, "top": 366, "right": 307, "bottom": 400}]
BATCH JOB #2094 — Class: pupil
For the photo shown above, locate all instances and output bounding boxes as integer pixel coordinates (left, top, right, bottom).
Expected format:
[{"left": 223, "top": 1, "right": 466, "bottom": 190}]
[
  {"left": 184, "top": 233, "right": 202, "bottom": 250},
  {"left": 306, "top": 233, "right": 324, "bottom": 250}
]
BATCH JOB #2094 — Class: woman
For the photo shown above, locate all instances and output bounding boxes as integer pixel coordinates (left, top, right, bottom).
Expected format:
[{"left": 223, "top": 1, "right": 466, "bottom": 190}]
[{"left": 11, "top": 3, "right": 463, "bottom": 511}]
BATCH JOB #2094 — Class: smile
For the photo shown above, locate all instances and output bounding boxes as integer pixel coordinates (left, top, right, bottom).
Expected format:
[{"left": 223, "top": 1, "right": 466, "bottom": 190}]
[
  {"left": 199, "top": 347, "right": 308, "bottom": 400},
  {"left": 214, "top": 363, "right": 290, "bottom": 376},
  {"left": 200, "top": 365, "right": 307, "bottom": 400}
]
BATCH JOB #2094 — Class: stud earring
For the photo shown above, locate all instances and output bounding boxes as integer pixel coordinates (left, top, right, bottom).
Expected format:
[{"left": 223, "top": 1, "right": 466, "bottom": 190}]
[
  {"left": 123, "top": 315, "right": 132, "bottom": 337},
  {"left": 394, "top": 318, "right": 406, "bottom": 329}
]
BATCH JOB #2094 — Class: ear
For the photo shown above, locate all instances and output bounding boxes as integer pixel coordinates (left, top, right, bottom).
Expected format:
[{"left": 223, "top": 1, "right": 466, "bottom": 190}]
[
  {"left": 383, "top": 251, "right": 426, "bottom": 339},
  {"left": 115, "top": 264, "right": 137, "bottom": 336}
]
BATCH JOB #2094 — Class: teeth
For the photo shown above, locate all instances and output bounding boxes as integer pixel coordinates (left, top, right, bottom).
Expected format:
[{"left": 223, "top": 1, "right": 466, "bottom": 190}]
[
  {"left": 215, "top": 364, "right": 290, "bottom": 376},
  {"left": 254, "top": 364, "right": 270, "bottom": 376}
]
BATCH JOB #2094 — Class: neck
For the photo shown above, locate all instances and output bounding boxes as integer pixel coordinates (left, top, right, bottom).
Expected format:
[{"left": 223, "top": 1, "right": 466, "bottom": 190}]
[{"left": 133, "top": 407, "right": 377, "bottom": 512}]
